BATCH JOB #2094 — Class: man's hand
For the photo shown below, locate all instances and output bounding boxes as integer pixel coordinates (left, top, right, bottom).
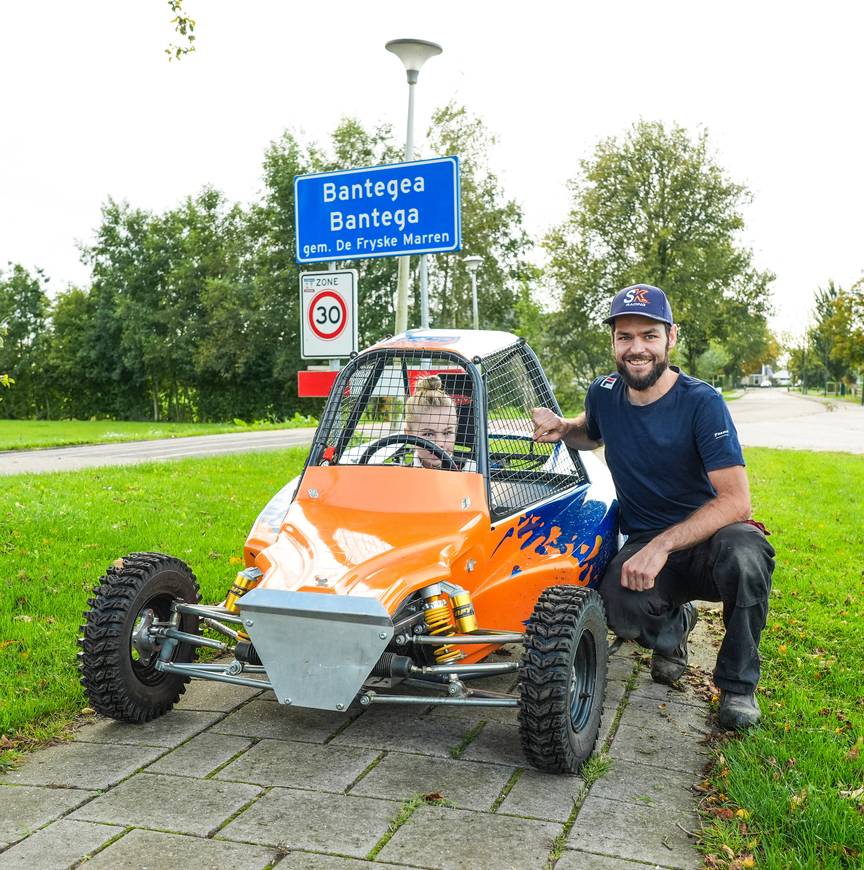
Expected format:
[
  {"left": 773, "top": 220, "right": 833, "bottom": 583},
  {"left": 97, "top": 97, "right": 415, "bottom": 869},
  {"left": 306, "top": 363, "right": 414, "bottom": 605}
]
[
  {"left": 531, "top": 407, "right": 567, "bottom": 443},
  {"left": 531, "top": 408, "right": 602, "bottom": 451},
  {"left": 620, "top": 540, "right": 670, "bottom": 592}
]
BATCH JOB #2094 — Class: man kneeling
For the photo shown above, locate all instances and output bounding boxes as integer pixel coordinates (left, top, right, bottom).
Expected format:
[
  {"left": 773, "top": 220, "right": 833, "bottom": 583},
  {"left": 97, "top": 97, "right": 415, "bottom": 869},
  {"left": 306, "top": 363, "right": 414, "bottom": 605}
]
[{"left": 532, "top": 284, "right": 775, "bottom": 729}]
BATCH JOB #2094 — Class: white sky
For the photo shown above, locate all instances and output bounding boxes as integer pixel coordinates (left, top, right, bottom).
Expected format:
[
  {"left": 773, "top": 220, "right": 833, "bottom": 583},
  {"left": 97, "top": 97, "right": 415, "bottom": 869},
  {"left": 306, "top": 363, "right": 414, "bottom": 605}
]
[{"left": 1, "top": 1, "right": 862, "bottom": 339}]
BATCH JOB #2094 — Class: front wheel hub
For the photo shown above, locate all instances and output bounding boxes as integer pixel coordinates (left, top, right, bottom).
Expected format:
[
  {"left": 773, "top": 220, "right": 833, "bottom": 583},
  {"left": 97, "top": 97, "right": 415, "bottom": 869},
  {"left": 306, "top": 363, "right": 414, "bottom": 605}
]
[{"left": 130, "top": 607, "right": 160, "bottom": 665}]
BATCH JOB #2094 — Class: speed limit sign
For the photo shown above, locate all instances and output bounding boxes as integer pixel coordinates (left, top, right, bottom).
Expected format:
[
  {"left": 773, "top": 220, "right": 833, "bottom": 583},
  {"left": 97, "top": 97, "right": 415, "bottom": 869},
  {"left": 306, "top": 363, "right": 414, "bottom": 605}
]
[{"left": 300, "top": 270, "right": 358, "bottom": 359}]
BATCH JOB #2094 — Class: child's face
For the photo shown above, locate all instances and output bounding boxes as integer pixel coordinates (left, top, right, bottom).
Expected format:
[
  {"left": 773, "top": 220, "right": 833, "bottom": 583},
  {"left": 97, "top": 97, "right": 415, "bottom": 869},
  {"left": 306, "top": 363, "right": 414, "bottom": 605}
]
[{"left": 406, "top": 405, "right": 457, "bottom": 468}]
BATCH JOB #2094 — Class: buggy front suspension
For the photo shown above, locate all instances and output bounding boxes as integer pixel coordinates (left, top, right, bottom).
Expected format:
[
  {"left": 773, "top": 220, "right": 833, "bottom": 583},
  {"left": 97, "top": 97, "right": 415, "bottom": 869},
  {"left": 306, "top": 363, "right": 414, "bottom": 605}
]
[{"left": 148, "top": 599, "right": 526, "bottom": 707}]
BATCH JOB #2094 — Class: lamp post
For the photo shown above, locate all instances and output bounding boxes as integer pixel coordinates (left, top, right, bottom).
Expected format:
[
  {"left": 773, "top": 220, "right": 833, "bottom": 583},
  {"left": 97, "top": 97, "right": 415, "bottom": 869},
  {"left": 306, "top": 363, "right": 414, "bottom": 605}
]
[
  {"left": 464, "top": 255, "right": 483, "bottom": 330},
  {"left": 385, "top": 38, "right": 442, "bottom": 334}
]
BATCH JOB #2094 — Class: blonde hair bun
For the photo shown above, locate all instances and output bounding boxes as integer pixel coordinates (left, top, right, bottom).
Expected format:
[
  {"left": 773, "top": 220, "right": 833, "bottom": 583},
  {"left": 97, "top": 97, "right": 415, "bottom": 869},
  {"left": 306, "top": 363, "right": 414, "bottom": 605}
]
[{"left": 414, "top": 375, "right": 444, "bottom": 398}]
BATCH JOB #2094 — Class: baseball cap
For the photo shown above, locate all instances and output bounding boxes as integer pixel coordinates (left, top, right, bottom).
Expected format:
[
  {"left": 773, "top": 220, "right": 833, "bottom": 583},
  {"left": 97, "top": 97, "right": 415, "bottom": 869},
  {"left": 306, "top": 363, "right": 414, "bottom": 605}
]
[{"left": 603, "top": 284, "right": 674, "bottom": 325}]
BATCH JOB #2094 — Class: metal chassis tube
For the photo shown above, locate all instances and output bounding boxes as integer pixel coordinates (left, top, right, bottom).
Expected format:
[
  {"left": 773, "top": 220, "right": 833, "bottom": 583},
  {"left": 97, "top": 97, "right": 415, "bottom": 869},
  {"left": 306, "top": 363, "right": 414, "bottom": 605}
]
[
  {"left": 155, "top": 660, "right": 273, "bottom": 691},
  {"left": 174, "top": 602, "right": 244, "bottom": 624},
  {"left": 409, "top": 661, "right": 518, "bottom": 676},
  {"left": 360, "top": 691, "right": 518, "bottom": 708},
  {"left": 409, "top": 631, "right": 524, "bottom": 646},
  {"left": 150, "top": 627, "right": 228, "bottom": 653}
]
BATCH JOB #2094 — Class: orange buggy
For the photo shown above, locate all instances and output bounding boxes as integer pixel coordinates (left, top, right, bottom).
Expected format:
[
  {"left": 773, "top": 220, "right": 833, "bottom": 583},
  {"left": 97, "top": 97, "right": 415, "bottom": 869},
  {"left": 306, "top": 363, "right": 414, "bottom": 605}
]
[{"left": 79, "top": 330, "right": 620, "bottom": 772}]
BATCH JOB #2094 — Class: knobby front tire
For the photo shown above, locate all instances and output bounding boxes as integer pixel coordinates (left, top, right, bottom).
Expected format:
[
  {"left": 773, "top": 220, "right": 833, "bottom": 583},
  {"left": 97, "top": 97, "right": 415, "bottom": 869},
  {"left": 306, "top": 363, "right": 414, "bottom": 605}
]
[
  {"left": 518, "top": 585, "right": 608, "bottom": 773},
  {"left": 78, "top": 552, "right": 200, "bottom": 723}
]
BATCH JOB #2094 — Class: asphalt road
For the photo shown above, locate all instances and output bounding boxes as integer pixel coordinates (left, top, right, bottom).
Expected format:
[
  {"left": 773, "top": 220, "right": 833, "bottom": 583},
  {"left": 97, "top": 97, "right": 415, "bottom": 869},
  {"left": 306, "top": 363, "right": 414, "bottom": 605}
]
[
  {"left": 0, "top": 428, "right": 317, "bottom": 476},
  {"left": 1, "top": 389, "right": 861, "bottom": 477},
  {"left": 727, "top": 388, "right": 864, "bottom": 454}
]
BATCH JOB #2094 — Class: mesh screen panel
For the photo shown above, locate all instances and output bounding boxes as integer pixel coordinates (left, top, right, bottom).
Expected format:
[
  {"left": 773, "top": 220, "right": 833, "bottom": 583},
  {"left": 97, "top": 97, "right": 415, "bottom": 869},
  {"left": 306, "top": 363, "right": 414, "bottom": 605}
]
[
  {"left": 481, "top": 343, "right": 587, "bottom": 519},
  {"left": 314, "top": 349, "right": 477, "bottom": 472}
]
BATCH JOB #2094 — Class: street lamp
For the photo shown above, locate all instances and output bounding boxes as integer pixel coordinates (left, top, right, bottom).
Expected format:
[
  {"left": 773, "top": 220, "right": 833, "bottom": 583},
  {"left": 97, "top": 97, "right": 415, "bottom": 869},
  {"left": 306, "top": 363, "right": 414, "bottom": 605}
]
[
  {"left": 385, "top": 38, "right": 442, "bottom": 334},
  {"left": 464, "top": 255, "right": 483, "bottom": 330}
]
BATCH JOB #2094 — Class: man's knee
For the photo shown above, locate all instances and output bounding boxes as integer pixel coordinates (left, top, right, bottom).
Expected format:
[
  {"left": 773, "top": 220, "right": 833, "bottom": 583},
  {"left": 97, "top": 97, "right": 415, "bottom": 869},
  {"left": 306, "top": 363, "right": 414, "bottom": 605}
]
[
  {"left": 600, "top": 571, "right": 651, "bottom": 640},
  {"left": 710, "top": 523, "right": 775, "bottom": 606}
]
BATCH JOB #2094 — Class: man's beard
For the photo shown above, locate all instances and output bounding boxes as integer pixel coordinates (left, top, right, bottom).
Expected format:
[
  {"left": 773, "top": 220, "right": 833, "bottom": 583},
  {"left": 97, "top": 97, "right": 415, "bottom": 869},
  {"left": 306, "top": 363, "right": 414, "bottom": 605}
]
[{"left": 616, "top": 349, "right": 669, "bottom": 391}]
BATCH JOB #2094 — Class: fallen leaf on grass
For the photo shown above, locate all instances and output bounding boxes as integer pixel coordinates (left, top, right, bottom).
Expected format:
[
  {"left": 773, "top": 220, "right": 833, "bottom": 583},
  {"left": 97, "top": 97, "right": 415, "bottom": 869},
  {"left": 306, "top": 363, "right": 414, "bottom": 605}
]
[
  {"left": 735, "top": 808, "right": 751, "bottom": 819},
  {"left": 847, "top": 737, "right": 863, "bottom": 760},
  {"left": 790, "top": 787, "right": 808, "bottom": 810},
  {"left": 80, "top": 707, "right": 96, "bottom": 715},
  {"left": 839, "top": 786, "right": 864, "bottom": 802},
  {"left": 112, "top": 558, "right": 125, "bottom": 569}
]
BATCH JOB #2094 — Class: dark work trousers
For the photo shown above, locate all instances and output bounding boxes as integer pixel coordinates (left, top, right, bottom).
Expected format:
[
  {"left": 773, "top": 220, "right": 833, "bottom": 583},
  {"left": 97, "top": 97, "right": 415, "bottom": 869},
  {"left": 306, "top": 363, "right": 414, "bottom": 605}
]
[{"left": 600, "top": 523, "right": 775, "bottom": 694}]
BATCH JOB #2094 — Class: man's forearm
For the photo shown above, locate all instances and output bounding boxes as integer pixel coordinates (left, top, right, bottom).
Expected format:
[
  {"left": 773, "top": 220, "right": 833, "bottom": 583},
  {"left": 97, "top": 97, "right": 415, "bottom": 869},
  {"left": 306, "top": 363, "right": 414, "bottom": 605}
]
[
  {"left": 651, "top": 493, "right": 751, "bottom": 555},
  {"left": 561, "top": 414, "right": 602, "bottom": 451}
]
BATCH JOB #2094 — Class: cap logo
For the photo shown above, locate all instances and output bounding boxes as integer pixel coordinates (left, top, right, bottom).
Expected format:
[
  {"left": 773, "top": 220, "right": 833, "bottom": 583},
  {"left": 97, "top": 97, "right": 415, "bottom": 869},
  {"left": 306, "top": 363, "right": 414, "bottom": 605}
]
[{"left": 623, "top": 287, "right": 650, "bottom": 306}]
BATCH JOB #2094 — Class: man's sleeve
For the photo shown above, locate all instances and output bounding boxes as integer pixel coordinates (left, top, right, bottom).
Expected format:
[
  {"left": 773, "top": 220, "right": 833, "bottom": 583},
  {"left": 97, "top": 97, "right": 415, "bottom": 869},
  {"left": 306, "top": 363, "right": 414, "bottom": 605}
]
[
  {"left": 584, "top": 381, "right": 602, "bottom": 443},
  {"left": 693, "top": 392, "right": 745, "bottom": 470}
]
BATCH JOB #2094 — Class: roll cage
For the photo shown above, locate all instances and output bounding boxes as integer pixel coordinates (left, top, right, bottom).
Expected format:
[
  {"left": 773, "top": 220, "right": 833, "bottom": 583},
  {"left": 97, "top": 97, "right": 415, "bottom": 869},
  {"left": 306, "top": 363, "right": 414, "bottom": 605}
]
[{"left": 306, "top": 339, "right": 589, "bottom": 521}]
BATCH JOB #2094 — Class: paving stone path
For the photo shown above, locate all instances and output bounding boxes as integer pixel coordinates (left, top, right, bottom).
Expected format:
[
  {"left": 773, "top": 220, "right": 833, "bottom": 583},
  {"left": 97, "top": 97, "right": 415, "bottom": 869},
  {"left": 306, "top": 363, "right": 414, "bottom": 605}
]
[{"left": 0, "top": 616, "right": 724, "bottom": 869}]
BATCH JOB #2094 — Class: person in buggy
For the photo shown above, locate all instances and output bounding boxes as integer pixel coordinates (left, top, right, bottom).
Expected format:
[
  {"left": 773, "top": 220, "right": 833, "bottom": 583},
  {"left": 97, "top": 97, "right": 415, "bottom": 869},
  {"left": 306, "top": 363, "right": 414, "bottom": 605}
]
[{"left": 405, "top": 375, "right": 477, "bottom": 471}]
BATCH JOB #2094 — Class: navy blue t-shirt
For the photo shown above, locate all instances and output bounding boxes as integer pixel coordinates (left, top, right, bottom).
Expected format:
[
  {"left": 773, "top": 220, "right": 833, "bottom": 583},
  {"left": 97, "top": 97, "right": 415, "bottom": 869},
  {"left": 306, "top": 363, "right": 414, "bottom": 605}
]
[{"left": 584, "top": 367, "right": 744, "bottom": 535}]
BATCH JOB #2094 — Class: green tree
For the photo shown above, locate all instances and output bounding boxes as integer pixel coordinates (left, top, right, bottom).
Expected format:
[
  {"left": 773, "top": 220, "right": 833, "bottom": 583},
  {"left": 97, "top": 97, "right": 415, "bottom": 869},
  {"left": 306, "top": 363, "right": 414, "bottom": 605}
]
[
  {"left": 808, "top": 280, "right": 852, "bottom": 388},
  {"left": 0, "top": 264, "right": 51, "bottom": 417},
  {"left": 696, "top": 340, "right": 732, "bottom": 383},
  {"left": 787, "top": 333, "right": 825, "bottom": 393},
  {"left": 0, "top": 329, "right": 11, "bottom": 388},
  {"left": 425, "top": 103, "right": 532, "bottom": 331},
  {"left": 81, "top": 189, "right": 252, "bottom": 421},
  {"left": 821, "top": 280, "right": 864, "bottom": 399},
  {"left": 84, "top": 200, "right": 174, "bottom": 420},
  {"left": 546, "top": 120, "right": 774, "bottom": 380}
]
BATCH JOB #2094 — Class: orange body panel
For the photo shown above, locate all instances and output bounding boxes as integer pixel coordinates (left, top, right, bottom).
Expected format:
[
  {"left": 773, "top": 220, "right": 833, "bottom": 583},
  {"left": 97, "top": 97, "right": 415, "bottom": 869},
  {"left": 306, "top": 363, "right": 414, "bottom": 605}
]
[{"left": 246, "top": 464, "right": 614, "bottom": 665}]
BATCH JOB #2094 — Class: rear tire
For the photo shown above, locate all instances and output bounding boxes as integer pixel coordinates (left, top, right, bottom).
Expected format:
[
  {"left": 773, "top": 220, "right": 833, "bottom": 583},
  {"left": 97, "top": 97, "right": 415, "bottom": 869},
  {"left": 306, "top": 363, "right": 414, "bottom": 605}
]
[
  {"left": 78, "top": 552, "right": 200, "bottom": 723},
  {"left": 518, "top": 586, "right": 608, "bottom": 773}
]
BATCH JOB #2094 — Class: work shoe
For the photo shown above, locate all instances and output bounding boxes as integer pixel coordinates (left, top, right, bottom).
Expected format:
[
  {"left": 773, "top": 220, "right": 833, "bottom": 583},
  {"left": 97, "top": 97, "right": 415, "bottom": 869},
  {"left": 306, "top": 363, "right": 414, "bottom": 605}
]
[
  {"left": 650, "top": 602, "right": 698, "bottom": 685},
  {"left": 717, "top": 690, "right": 762, "bottom": 729}
]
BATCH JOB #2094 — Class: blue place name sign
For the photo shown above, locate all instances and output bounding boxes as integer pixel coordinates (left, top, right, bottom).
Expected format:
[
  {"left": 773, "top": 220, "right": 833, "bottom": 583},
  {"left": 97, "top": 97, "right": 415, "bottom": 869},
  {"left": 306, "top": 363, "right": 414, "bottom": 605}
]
[{"left": 294, "top": 156, "right": 461, "bottom": 264}]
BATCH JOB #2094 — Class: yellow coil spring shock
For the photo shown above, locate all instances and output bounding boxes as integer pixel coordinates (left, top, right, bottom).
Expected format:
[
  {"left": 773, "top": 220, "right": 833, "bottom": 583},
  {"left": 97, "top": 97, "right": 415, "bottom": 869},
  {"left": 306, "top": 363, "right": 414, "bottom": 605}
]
[
  {"left": 225, "top": 567, "right": 262, "bottom": 614},
  {"left": 423, "top": 591, "right": 463, "bottom": 664},
  {"left": 451, "top": 590, "right": 478, "bottom": 634},
  {"left": 225, "top": 567, "right": 263, "bottom": 642}
]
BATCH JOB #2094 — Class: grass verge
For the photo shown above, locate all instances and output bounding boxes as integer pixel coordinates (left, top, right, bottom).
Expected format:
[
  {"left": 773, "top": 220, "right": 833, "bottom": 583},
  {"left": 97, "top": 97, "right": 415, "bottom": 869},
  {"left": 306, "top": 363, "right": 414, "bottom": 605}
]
[
  {"left": 0, "top": 447, "right": 308, "bottom": 763},
  {"left": 0, "top": 415, "right": 317, "bottom": 451},
  {"left": 699, "top": 448, "right": 864, "bottom": 869}
]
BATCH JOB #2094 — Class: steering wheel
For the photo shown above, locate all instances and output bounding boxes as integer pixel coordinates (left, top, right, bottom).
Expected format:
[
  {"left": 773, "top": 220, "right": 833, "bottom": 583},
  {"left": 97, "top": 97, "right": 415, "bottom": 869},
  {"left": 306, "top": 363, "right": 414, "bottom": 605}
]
[{"left": 357, "top": 434, "right": 459, "bottom": 471}]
